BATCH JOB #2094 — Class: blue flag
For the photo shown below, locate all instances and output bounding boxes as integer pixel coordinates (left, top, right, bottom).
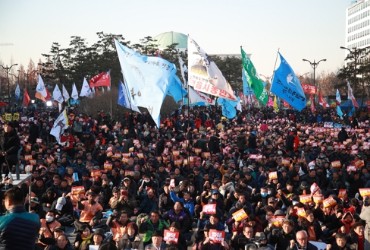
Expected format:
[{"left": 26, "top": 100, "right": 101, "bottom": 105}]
[
  {"left": 271, "top": 53, "right": 306, "bottom": 111},
  {"left": 336, "top": 105, "right": 343, "bottom": 118},
  {"left": 217, "top": 97, "right": 238, "bottom": 119},
  {"left": 117, "top": 81, "right": 140, "bottom": 112},
  {"left": 348, "top": 104, "right": 356, "bottom": 117},
  {"left": 117, "top": 81, "right": 129, "bottom": 108},
  {"left": 15, "top": 84, "right": 21, "bottom": 100},
  {"left": 167, "top": 75, "right": 187, "bottom": 102},
  {"left": 242, "top": 69, "right": 254, "bottom": 96},
  {"left": 115, "top": 40, "right": 177, "bottom": 127}
]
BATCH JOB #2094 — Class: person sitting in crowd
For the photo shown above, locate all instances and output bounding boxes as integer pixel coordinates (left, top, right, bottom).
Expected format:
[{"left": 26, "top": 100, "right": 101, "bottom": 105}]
[{"left": 0, "top": 105, "right": 369, "bottom": 250}]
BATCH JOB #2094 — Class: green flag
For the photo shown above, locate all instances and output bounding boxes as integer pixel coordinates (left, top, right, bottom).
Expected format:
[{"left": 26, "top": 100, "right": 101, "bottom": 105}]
[{"left": 241, "top": 48, "right": 268, "bottom": 105}]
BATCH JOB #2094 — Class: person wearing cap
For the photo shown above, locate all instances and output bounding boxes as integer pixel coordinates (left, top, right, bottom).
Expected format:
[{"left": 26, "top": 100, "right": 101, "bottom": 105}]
[
  {"left": 144, "top": 230, "right": 167, "bottom": 250},
  {"left": 74, "top": 191, "right": 103, "bottom": 232},
  {"left": 88, "top": 228, "right": 105, "bottom": 249},
  {"left": 0, "top": 121, "right": 20, "bottom": 179},
  {"left": 268, "top": 219, "right": 296, "bottom": 250},
  {"left": 0, "top": 187, "right": 41, "bottom": 250}
]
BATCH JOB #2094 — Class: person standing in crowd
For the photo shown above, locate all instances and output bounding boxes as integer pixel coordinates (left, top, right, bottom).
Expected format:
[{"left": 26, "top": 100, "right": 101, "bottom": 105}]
[
  {"left": 0, "top": 187, "right": 41, "bottom": 249},
  {"left": 338, "top": 127, "right": 349, "bottom": 143},
  {"left": 0, "top": 122, "right": 20, "bottom": 179}
]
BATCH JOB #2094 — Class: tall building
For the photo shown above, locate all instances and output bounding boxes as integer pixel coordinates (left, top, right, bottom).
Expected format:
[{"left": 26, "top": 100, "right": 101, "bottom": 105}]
[{"left": 345, "top": 0, "right": 370, "bottom": 52}]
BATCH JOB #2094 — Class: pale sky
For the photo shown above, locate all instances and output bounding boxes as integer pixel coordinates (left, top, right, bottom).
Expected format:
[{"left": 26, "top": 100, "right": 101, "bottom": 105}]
[{"left": 0, "top": 0, "right": 352, "bottom": 79}]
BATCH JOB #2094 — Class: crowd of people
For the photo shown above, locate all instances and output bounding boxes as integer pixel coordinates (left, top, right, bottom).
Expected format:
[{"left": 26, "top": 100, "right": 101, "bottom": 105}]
[{"left": 0, "top": 104, "right": 369, "bottom": 250}]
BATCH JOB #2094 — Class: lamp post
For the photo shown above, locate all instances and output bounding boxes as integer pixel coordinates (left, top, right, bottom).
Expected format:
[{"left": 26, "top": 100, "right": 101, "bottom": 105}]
[
  {"left": 0, "top": 64, "right": 18, "bottom": 102},
  {"left": 302, "top": 59, "right": 326, "bottom": 93}
]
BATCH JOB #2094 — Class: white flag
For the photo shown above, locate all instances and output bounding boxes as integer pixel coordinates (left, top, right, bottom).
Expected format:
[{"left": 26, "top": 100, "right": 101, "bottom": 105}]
[
  {"left": 188, "top": 37, "right": 236, "bottom": 101},
  {"left": 71, "top": 83, "right": 79, "bottom": 100},
  {"left": 35, "top": 75, "right": 48, "bottom": 101},
  {"left": 62, "top": 84, "right": 70, "bottom": 101},
  {"left": 50, "top": 109, "right": 69, "bottom": 144},
  {"left": 189, "top": 86, "right": 215, "bottom": 105},
  {"left": 52, "top": 85, "right": 64, "bottom": 103},
  {"left": 115, "top": 39, "right": 177, "bottom": 127},
  {"left": 80, "top": 78, "right": 94, "bottom": 98}
]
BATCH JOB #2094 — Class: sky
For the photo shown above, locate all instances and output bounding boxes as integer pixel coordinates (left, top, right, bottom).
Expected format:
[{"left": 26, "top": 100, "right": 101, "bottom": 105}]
[{"left": 0, "top": 0, "right": 353, "bottom": 80}]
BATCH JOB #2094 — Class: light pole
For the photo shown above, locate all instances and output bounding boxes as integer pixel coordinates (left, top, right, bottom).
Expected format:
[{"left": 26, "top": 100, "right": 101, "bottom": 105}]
[
  {"left": 302, "top": 59, "right": 326, "bottom": 93},
  {"left": 0, "top": 64, "right": 18, "bottom": 102}
]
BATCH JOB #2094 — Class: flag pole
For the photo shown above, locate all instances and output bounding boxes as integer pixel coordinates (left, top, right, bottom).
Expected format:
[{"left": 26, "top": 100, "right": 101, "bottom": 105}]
[{"left": 271, "top": 48, "right": 280, "bottom": 109}]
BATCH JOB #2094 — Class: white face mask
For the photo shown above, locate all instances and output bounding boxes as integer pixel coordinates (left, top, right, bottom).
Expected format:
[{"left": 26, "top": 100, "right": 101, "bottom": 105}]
[{"left": 45, "top": 216, "right": 54, "bottom": 222}]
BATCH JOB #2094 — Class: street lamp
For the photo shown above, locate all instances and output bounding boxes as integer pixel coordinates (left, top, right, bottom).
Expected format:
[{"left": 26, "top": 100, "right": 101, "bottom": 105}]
[
  {"left": 0, "top": 64, "right": 18, "bottom": 102},
  {"left": 302, "top": 59, "right": 326, "bottom": 92}
]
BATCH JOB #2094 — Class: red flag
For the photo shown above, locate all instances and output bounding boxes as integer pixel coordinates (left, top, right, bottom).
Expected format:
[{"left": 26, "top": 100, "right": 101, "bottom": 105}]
[
  {"left": 23, "top": 90, "right": 31, "bottom": 107},
  {"left": 318, "top": 91, "right": 329, "bottom": 109},
  {"left": 89, "top": 71, "right": 111, "bottom": 88},
  {"left": 310, "top": 95, "right": 316, "bottom": 113}
]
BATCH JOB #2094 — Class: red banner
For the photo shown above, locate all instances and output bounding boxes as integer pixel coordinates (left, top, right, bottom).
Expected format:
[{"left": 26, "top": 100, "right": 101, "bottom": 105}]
[
  {"left": 89, "top": 71, "right": 111, "bottom": 88},
  {"left": 302, "top": 84, "right": 317, "bottom": 95}
]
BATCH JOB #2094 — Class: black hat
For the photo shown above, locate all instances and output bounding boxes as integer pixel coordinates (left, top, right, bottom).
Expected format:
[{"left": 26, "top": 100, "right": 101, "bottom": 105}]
[
  {"left": 93, "top": 228, "right": 105, "bottom": 238},
  {"left": 152, "top": 230, "right": 163, "bottom": 237}
]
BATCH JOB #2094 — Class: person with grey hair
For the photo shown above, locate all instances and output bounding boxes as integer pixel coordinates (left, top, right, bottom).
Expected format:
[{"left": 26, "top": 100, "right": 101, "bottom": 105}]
[{"left": 288, "top": 230, "right": 318, "bottom": 250}]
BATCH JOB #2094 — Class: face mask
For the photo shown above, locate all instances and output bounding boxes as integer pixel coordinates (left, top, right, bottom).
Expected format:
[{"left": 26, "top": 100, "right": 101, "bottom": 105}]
[
  {"left": 45, "top": 216, "right": 54, "bottom": 222},
  {"left": 261, "top": 193, "right": 268, "bottom": 198}
]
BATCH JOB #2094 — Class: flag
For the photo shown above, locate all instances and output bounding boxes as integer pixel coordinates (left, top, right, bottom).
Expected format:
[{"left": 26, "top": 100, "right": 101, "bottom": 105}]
[
  {"left": 336, "top": 105, "right": 343, "bottom": 118},
  {"left": 23, "top": 90, "right": 31, "bottom": 107},
  {"left": 267, "top": 96, "right": 273, "bottom": 107},
  {"left": 347, "top": 81, "right": 359, "bottom": 108},
  {"left": 318, "top": 91, "right": 329, "bottom": 108},
  {"left": 217, "top": 97, "right": 237, "bottom": 119},
  {"left": 71, "top": 83, "right": 79, "bottom": 100},
  {"left": 310, "top": 95, "right": 316, "bottom": 113},
  {"left": 52, "top": 85, "right": 64, "bottom": 103},
  {"left": 115, "top": 39, "right": 177, "bottom": 127},
  {"left": 89, "top": 71, "right": 111, "bottom": 88},
  {"left": 50, "top": 109, "right": 69, "bottom": 145},
  {"left": 35, "top": 75, "right": 50, "bottom": 102},
  {"left": 271, "top": 53, "right": 306, "bottom": 111},
  {"left": 167, "top": 75, "right": 187, "bottom": 102},
  {"left": 80, "top": 78, "right": 94, "bottom": 98},
  {"left": 189, "top": 86, "right": 215, "bottom": 106},
  {"left": 178, "top": 55, "right": 188, "bottom": 86},
  {"left": 241, "top": 48, "right": 268, "bottom": 105},
  {"left": 15, "top": 84, "right": 21, "bottom": 100},
  {"left": 336, "top": 89, "right": 341, "bottom": 104},
  {"left": 117, "top": 81, "right": 140, "bottom": 112},
  {"left": 242, "top": 69, "right": 254, "bottom": 96},
  {"left": 62, "top": 84, "right": 70, "bottom": 101},
  {"left": 273, "top": 95, "right": 279, "bottom": 112},
  {"left": 188, "top": 37, "right": 236, "bottom": 101},
  {"left": 348, "top": 105, "right": 356, "bottom": 117}
]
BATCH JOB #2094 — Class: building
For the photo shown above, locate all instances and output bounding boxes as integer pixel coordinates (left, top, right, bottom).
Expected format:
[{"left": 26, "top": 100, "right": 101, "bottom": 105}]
[{"left": 345, "top": 0, "right": 370, "bottom": 53}]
